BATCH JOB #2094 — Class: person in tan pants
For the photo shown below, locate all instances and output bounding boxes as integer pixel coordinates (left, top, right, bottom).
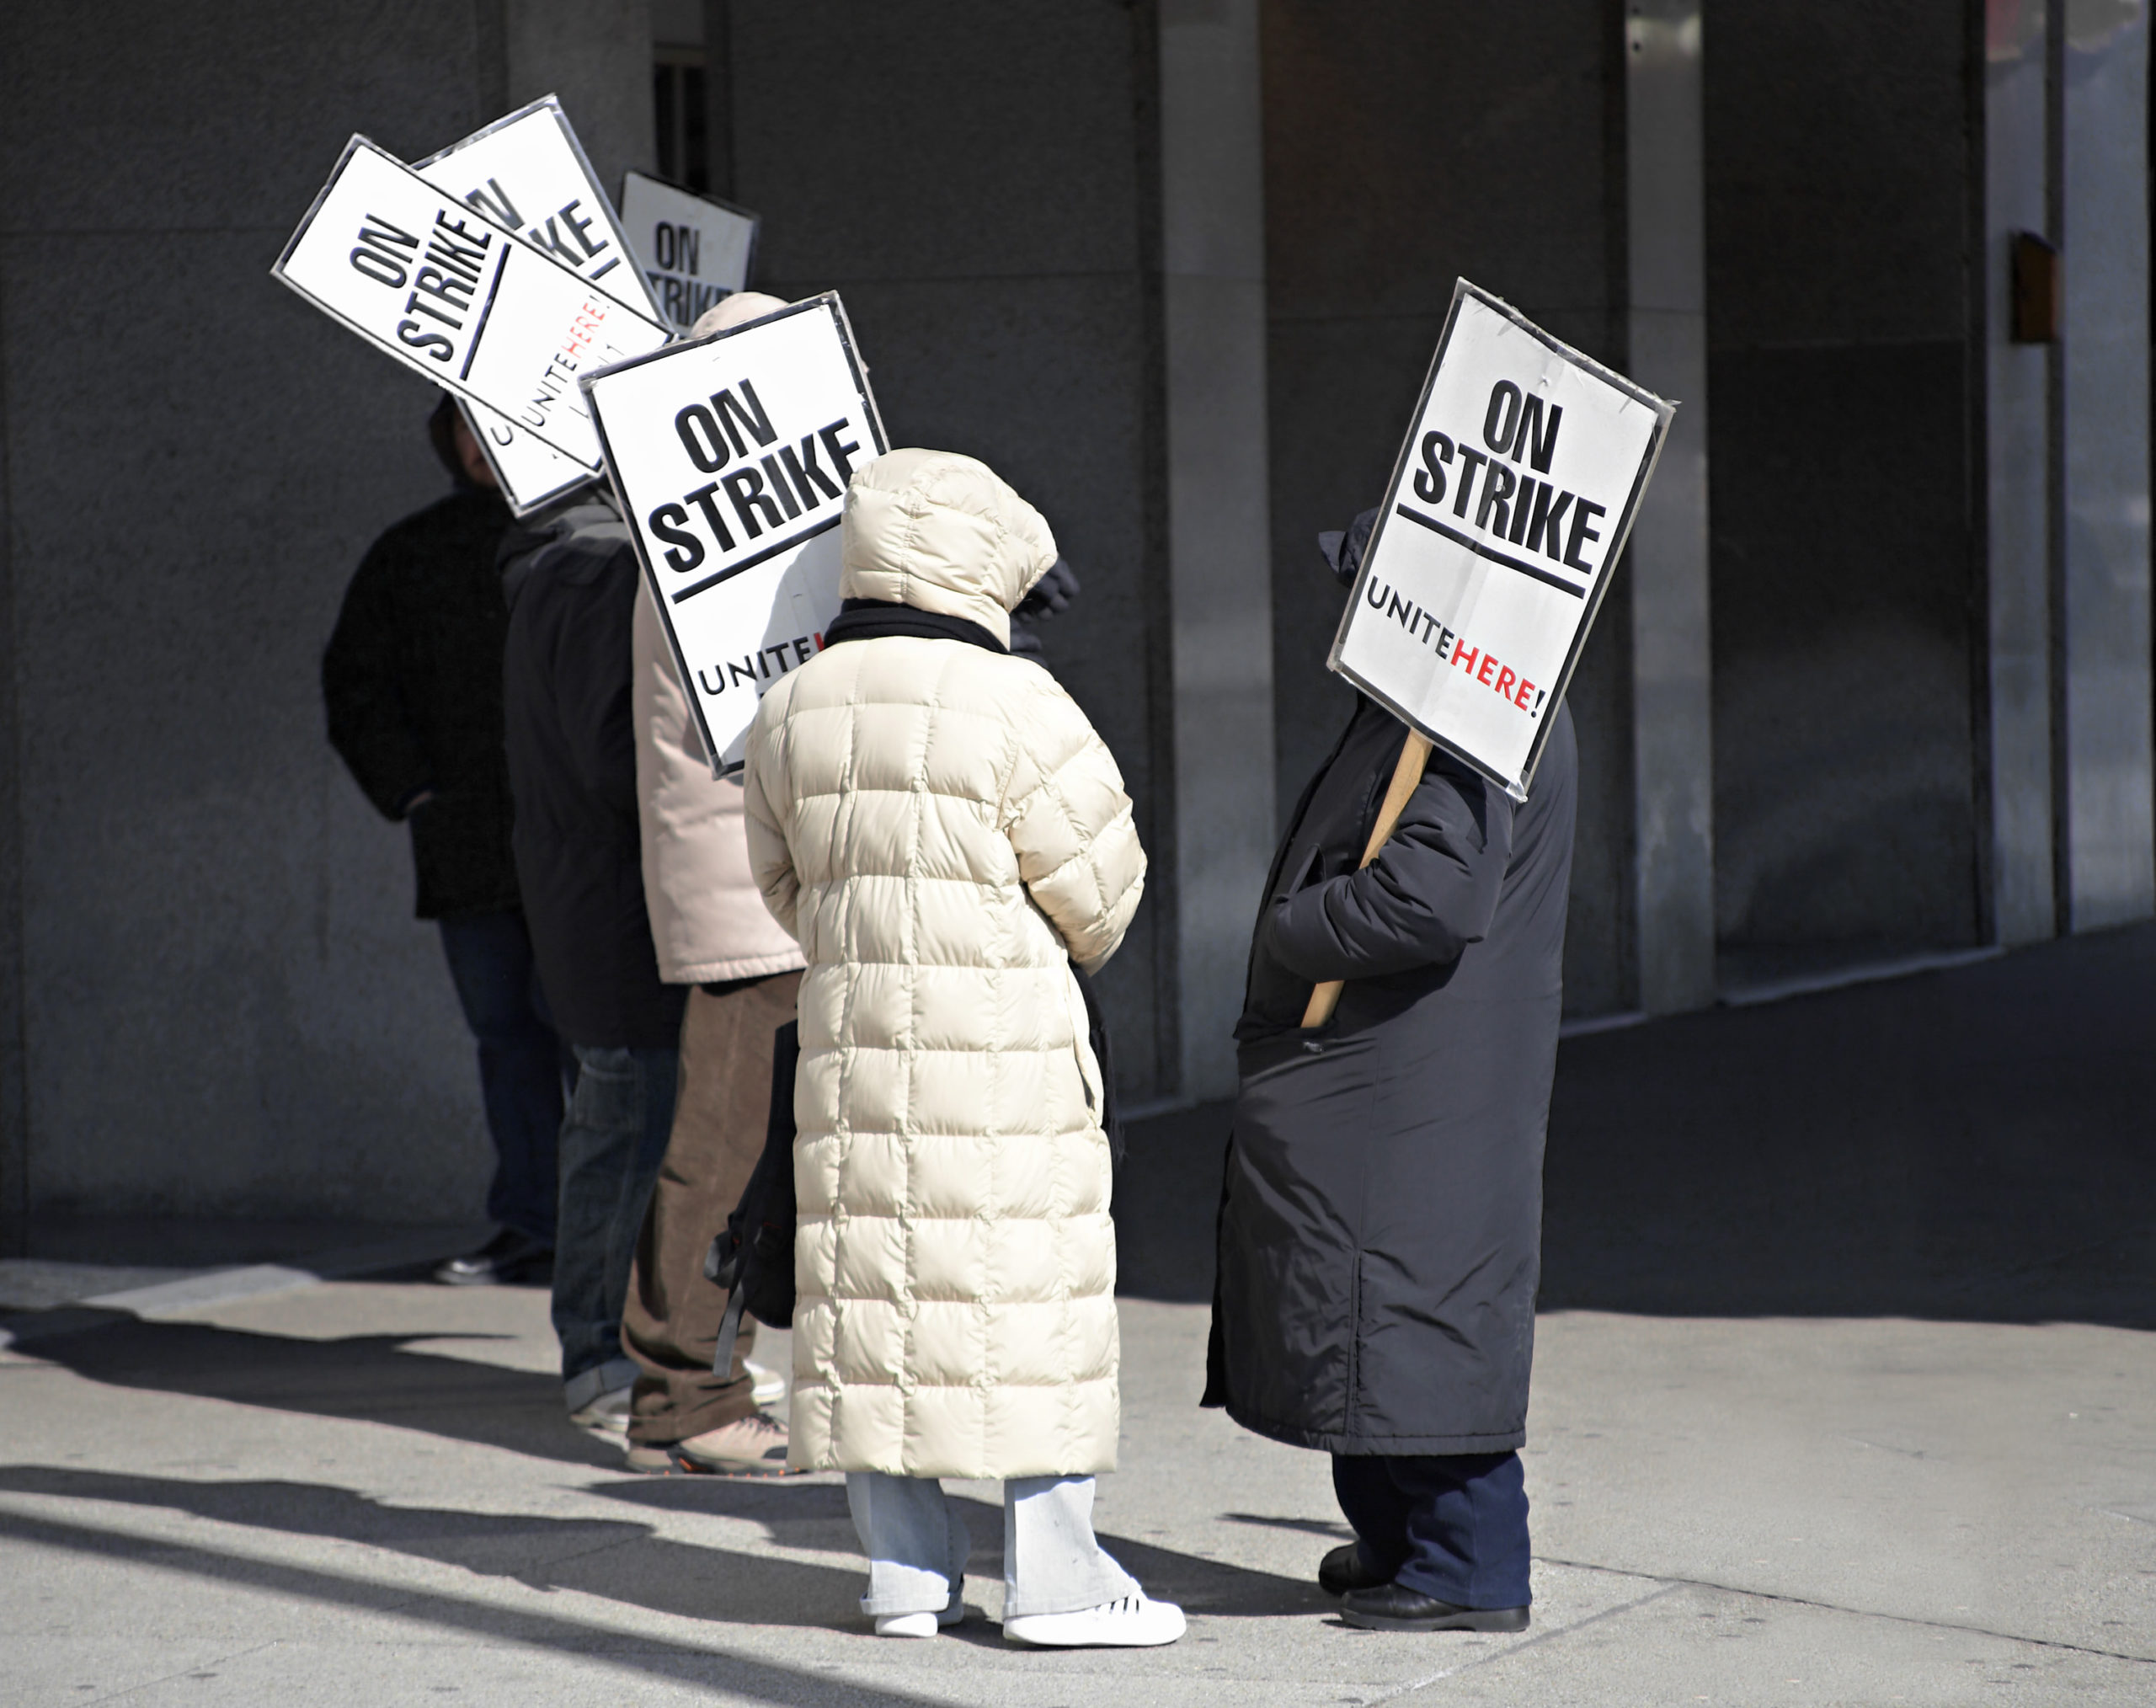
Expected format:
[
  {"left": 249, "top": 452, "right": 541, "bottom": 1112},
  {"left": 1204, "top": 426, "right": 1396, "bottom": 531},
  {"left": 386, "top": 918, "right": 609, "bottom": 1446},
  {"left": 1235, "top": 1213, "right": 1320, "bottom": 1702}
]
[{"left": 618, "top": 291, "right": 808, "bottom": 1476}]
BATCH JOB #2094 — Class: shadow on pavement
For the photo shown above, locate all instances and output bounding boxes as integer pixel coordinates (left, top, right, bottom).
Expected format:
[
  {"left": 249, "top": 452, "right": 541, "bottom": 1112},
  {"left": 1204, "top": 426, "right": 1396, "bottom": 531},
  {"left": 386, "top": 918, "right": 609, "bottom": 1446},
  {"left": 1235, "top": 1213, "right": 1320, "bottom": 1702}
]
[
  {"left": 0, "top": 1465, "right": 1324, "bottom": 1625},
  {"left": 0, "top": 1502, "right": 949, "bottom": 1708},
  {"left": 1114, "top": 921, "right": 2156, "bottom": 1328},
  {"left": 9, "top": 1322, "right": 624, "bottom": 1470}
]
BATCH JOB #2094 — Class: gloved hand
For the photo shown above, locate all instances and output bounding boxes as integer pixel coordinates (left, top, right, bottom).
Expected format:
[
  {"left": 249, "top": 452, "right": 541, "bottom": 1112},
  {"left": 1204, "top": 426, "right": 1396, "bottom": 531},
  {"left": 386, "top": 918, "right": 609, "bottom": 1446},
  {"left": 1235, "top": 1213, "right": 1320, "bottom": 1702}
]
[{"left": 1016, "top": 555, "right": 1081, "bottom": 618}]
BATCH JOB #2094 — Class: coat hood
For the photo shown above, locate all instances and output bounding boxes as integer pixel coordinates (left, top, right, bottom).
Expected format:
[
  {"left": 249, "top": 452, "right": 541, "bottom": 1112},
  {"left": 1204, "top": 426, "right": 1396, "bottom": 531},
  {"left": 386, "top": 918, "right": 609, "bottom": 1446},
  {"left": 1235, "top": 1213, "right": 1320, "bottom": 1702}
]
[{"left": 838, "top": 448, "right": 1057, "bottom": 648}]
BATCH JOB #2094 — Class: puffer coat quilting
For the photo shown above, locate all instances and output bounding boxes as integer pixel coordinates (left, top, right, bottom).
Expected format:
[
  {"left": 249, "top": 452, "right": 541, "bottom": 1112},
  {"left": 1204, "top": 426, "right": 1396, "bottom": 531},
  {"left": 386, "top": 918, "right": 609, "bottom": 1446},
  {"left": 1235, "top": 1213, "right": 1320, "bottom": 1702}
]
[{"left": 741, "top": 449, "right": 1145, "bottom": 1480}]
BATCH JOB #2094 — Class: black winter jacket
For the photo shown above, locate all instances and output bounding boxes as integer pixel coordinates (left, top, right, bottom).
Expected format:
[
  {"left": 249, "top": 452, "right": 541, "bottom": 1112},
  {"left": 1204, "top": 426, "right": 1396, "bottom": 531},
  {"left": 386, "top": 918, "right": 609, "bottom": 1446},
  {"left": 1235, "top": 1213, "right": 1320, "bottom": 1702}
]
[
  {"left": 498, "top": 495, "right": 686, "bottom": 1049},
  {"left": 322, "top": 486, "right": 520, "bottom": 920},
  {"left": 1206, "top": 692, "right": 1577, "bottom": 1454}
]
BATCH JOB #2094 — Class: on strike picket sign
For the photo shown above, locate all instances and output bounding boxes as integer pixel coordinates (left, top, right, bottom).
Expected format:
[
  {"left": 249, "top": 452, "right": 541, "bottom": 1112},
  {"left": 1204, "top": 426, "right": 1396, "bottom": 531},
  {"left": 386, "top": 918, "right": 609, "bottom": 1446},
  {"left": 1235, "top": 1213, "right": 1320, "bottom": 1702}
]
[
  {"left": 620, "top": 171, "right": 760, "bottom": 334},
  {"left": 1331, "top": 280, "right": 1673, "bottom": 799},
  {"left": 584, "top": 294, "right": 886, "bottom": 773},
  {"left": 414, "top": 98, "right": 664, "bottom": 513},
  {"left": 272, "top": 136, "right": 670, "bottom": 470}
]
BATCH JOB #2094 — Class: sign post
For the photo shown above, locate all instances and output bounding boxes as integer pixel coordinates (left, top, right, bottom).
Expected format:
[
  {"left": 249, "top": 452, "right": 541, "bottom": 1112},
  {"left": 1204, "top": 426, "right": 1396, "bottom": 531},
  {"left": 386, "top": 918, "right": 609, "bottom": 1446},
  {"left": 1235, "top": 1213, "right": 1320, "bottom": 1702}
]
[
  {"left": 1306, "top": 279, "right": 1674, "bottom": 1025},
  {"left": 273, "top": 136, "right": 672, "bottom": 469},
  {"left": 620, "top": 172, "right": 760, "bottom": 334},
  {"left": 414, "top": 97, "right": 666, "bottom": 514},
  {"left": 583, "top": 294, "right": 887, "bottom": 774}
]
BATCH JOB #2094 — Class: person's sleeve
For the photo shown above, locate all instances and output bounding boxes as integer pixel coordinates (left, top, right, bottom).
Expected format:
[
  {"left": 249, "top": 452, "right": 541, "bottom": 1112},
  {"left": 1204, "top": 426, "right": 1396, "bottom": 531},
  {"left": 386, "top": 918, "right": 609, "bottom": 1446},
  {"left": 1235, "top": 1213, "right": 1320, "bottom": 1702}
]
[
  {"left": 740, "top": 707, "right": 802, "bottom": 940},
  {"left": 1002, "top": 675, "right": 1147, "bottom": 974},
  {"left": 549, "top": 552, "right": 640, "bottom": 816},
  {"left": 320, "top": 542, "right": 431, "bottom": 820},
  {"left": 1263, "top": 761, "right": 1513, "bottom": 983}
]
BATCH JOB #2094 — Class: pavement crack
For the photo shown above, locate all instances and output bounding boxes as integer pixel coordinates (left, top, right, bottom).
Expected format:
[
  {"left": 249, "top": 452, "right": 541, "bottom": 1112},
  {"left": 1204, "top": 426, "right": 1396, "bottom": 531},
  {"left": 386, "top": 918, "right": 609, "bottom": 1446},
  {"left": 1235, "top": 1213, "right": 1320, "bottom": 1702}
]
[
  {"left": 1357, "top": 1582, "right": 1688, "bottom": 1704},
  {"left": 1534, "top": 1555, "right": 2156, "bottom": 1666},
  {"left": 83, "top": 1639, "right": 280, "bottom": 1704}
]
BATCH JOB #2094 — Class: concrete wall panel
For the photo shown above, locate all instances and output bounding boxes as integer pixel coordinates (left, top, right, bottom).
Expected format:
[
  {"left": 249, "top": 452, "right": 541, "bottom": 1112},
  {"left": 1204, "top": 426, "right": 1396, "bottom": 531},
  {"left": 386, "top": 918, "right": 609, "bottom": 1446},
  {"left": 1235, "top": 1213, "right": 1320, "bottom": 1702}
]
[
  {"left": 1705, "top": 0, "right": 1983, "bottom": 963},
  {"left": 732, "top": 1, "right": 1176, "bottom": 1097}
]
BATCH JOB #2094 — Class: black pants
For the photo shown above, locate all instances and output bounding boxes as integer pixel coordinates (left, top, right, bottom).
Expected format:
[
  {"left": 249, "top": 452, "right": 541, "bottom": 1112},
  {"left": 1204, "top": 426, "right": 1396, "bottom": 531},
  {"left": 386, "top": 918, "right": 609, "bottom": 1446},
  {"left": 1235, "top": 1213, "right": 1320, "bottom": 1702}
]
[
  {"left": 437, "top": 909, "right": 572, "bottom": 1246},
  {"left": 1331, "top": 1451, "right": 1531, "bottom": 1609}
]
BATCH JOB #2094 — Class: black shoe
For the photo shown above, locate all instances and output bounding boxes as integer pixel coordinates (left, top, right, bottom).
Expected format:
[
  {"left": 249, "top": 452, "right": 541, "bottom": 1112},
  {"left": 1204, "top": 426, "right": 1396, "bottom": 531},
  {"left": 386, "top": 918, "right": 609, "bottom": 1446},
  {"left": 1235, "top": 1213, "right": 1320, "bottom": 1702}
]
[
  {"left": 434, "top": 1228, "right": 552, "bottom": 1287},
  {"left": 1339, "top": 1583, "right": 1530, "bottom": 1633},
  {"left": 1318, "top": 1542, "right": 1395, "bottom": 1596}
]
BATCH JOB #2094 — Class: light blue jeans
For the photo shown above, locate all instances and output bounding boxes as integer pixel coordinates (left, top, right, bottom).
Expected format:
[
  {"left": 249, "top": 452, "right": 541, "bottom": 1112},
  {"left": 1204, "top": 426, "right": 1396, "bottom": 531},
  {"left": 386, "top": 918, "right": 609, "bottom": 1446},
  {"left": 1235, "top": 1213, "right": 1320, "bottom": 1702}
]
[{"left": 846, "top": 1472, "right": 1142, "bottom": 1619}]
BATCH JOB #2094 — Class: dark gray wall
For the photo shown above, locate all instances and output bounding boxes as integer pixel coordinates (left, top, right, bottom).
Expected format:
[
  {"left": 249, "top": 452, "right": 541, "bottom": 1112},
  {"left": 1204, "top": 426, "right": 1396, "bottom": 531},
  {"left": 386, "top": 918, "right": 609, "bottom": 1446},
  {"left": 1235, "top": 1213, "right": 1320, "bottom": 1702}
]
[
  {"left": 1704, "top": 1, "right": 1983, "bottom": 955},
  {"left": 730, "top": 1, "right": 1180, "bottom": 1096},
  {"left": 0, "top": 2, "right": 657, "bottom": 1228},
  {"left": 1259, "top": 0, "right": 1637, "bottom": 1015}
]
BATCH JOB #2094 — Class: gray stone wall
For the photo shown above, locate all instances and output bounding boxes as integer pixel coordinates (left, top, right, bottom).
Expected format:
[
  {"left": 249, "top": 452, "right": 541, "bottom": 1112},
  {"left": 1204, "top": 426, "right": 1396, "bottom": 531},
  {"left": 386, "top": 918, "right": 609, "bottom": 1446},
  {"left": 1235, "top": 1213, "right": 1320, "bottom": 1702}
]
[
  {"left": 0, "top": 2, "right": 650, "bottom": 1229},
  {"left": 1703, "top": 0, "right": 1983, "bottom": 956},
  {"left": 731, "top": 1, "right": 1181, "bottom": 1097}
]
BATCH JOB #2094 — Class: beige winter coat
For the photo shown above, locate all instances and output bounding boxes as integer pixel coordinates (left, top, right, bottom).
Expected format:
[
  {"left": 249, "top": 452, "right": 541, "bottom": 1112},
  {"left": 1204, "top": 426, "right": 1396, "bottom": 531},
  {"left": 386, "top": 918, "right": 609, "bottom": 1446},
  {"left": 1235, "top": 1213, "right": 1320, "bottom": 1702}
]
[
  {"left": 632, "top": 578, "right": 807, "bottom": 984},
  {"left": 742, "top": 448, "right": 1146, "bottom": 1479}
]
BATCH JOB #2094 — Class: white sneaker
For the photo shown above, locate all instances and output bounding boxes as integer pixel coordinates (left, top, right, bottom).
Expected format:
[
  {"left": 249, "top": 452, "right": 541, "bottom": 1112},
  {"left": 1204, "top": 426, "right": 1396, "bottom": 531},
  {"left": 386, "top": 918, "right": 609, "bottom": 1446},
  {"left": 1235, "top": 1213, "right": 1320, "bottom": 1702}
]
[
  {"left": 873, "top": 1594, "right": 965, "bottom": 1638},
  {"left": 745, "top": 1359, "right": 786, "bottom": 1406},
  {"left": 1004, "top": 1593, "right": 1186, "bottom": 1648}
]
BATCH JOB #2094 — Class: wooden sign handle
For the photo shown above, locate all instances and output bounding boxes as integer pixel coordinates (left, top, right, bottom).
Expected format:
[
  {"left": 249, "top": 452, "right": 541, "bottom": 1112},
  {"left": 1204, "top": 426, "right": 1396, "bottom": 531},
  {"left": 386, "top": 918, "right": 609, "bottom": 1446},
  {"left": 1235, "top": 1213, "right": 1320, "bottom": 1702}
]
[{"left": 1299, "top": 732, "right": 1434, "bottom": 1030}]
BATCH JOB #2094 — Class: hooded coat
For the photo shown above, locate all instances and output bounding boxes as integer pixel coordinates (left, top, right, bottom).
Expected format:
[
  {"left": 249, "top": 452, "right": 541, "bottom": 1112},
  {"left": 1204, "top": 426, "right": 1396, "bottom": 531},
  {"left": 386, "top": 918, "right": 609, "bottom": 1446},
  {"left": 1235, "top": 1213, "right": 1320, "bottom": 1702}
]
[
  {"left": 742, "top": 448, "right": 1145, "bottom": 1479},
  {"left": 498, "top": 494, "right": 686, "bottom": 1049},
  {"left": 1205, "top": 688, "right": 1577, "bottom": 1455}
]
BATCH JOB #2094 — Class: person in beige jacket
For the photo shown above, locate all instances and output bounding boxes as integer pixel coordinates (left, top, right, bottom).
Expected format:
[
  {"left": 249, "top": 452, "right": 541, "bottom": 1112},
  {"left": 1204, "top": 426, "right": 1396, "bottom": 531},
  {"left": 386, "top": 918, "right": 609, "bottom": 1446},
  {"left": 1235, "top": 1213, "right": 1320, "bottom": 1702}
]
[
  {"left": 618, "top": 292, "right": 808, "bottom": 1476},
  {"left": 743, "top": 447, "right": 1182, "bottom": 1647}
]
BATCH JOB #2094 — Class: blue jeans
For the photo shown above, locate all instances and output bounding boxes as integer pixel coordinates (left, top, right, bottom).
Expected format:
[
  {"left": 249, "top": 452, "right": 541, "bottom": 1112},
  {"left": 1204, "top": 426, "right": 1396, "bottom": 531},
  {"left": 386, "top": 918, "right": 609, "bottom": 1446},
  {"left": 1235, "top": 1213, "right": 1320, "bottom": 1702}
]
[
  {"left": 553, "top": 1043, "right": 679, "bottom": 1395},
  {"left": 436, "top": 911, "right": 570, "bottom": 1246},
  {"left": 1331, "top": 1452, "right": 1532, "bottom": 1609}
]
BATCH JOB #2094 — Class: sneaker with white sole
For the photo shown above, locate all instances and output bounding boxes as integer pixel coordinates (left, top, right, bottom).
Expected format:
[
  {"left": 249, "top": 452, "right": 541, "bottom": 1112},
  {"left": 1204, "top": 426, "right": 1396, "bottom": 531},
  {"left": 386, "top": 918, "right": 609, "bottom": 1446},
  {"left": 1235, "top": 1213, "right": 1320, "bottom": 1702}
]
[
  {"left": 873, "top": 1594, "right": 964, "bottom": 1638},
  {"left": 664, "top": 1410, "right": 792, "bottom": 1476},
  {"left": 744, "top": 1359, "right": 786, "bottom": 1406},
  {"left": 1004, "top": 1594, "right": 1186, "bottom": 1648}
]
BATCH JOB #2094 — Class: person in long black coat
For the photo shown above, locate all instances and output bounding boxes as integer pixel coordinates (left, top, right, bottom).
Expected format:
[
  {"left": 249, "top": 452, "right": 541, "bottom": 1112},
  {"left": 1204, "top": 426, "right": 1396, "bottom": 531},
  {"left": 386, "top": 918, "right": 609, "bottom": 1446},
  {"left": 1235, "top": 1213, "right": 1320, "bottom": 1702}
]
[
  {"left": 322, "top": 397, "right": 565, "bottom": 1287},
  {"left": 1204, "top": 508, "right": 1577, "bottom": 1633}
]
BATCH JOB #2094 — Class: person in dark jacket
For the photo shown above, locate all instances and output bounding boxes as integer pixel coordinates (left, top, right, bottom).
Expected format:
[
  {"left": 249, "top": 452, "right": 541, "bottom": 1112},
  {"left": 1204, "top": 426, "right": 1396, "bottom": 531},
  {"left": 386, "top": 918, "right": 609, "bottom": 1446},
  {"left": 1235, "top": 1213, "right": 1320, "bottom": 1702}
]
[
  {"left": 498, "top": 487, "right": 687, "bottom": 1431},
  {"left": 323, "top": 396, "right": 565, "bottom": 1288},
  {"left": 1204, "top": 507, "right": 1577, "bottom": 1634}
]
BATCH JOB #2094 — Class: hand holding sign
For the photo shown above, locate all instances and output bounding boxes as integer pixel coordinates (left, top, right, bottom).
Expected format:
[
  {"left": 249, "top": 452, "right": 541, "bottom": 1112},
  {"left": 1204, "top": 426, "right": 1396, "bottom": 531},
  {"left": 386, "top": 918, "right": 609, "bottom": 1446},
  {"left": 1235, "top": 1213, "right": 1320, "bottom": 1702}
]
[
  {"left": 583, "top": 294, "right": 888, "bottom": 775},
  {"left": 1330, "top": 280, "right": 1673, "bottom": 802}
]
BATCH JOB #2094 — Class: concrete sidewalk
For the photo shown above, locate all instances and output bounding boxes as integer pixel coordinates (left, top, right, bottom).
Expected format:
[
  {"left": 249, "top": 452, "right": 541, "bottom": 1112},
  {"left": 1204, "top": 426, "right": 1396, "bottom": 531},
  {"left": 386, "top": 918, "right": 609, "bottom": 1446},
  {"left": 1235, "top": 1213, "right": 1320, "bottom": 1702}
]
[
  {"left": 3, "top": 1278, "right": 2150, "bottom": 1705},
  {"left": 5, "top": 926, "right": 2154, "bottom": 1703}
]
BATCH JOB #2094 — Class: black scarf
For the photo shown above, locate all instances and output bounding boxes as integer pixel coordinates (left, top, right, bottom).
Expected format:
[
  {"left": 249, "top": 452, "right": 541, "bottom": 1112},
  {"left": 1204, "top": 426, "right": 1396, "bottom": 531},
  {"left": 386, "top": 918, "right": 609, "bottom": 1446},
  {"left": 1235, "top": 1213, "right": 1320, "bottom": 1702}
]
[
  {"left": 819, "top": 597, "right": 1123, "bottom": 1161},
  {"left": 819, "top": 597, "right": 1007, "bottom": 654}
]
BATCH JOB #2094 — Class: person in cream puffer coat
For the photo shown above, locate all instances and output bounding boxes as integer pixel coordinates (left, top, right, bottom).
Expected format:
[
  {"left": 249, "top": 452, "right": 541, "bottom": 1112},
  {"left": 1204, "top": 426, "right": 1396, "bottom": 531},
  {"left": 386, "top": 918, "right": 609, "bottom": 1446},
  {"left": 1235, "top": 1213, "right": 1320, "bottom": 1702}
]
[{"left": 744, "top": 449, "right": 1179, "bottom": 1646}]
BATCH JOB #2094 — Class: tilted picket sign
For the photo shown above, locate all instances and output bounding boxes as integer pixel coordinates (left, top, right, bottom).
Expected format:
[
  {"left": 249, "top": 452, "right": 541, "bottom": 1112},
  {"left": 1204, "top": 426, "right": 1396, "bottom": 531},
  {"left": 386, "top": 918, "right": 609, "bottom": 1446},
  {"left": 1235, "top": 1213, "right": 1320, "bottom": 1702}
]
[
  {"left": 582, "top": 294, "right": 887, "bottom": 775},
  {"left": 1305, "top": 280, "right": 1674, "bottom": 1027},
  {"left": 621, "top": 170, "right": 760, "bottom": 336},
  {"left": 271, "top": 136, "right": 670, "bottom": 472},
  {"left": 1331, "top": 280, "right": 1673, "bottom": 802},
  {"left": 413, "top": 97, "right": 667, "bottom": 514}
]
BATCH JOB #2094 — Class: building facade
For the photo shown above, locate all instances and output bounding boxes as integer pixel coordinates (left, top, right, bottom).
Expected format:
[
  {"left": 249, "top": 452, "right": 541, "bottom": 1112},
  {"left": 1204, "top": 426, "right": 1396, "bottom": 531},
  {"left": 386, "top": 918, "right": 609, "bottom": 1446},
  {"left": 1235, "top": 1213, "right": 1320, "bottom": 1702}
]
[{"left": 0, "top": 0, "right": 2147, "bottom": 1239}]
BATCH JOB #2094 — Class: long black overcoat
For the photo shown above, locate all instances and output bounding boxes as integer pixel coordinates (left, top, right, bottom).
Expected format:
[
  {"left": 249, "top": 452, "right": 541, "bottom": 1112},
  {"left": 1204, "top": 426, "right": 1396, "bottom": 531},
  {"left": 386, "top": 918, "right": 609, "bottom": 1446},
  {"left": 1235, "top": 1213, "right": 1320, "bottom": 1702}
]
[{"left": 1204, "top": 694, "right": 1576, "bottom": 1454}]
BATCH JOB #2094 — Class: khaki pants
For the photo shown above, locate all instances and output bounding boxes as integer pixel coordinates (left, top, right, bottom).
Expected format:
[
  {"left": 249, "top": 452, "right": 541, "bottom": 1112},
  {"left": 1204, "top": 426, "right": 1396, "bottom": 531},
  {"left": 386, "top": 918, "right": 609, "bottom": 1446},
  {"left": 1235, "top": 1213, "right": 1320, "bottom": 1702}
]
[{"left": 622, "top": 971, "right": 801, "bottom": 1444}]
